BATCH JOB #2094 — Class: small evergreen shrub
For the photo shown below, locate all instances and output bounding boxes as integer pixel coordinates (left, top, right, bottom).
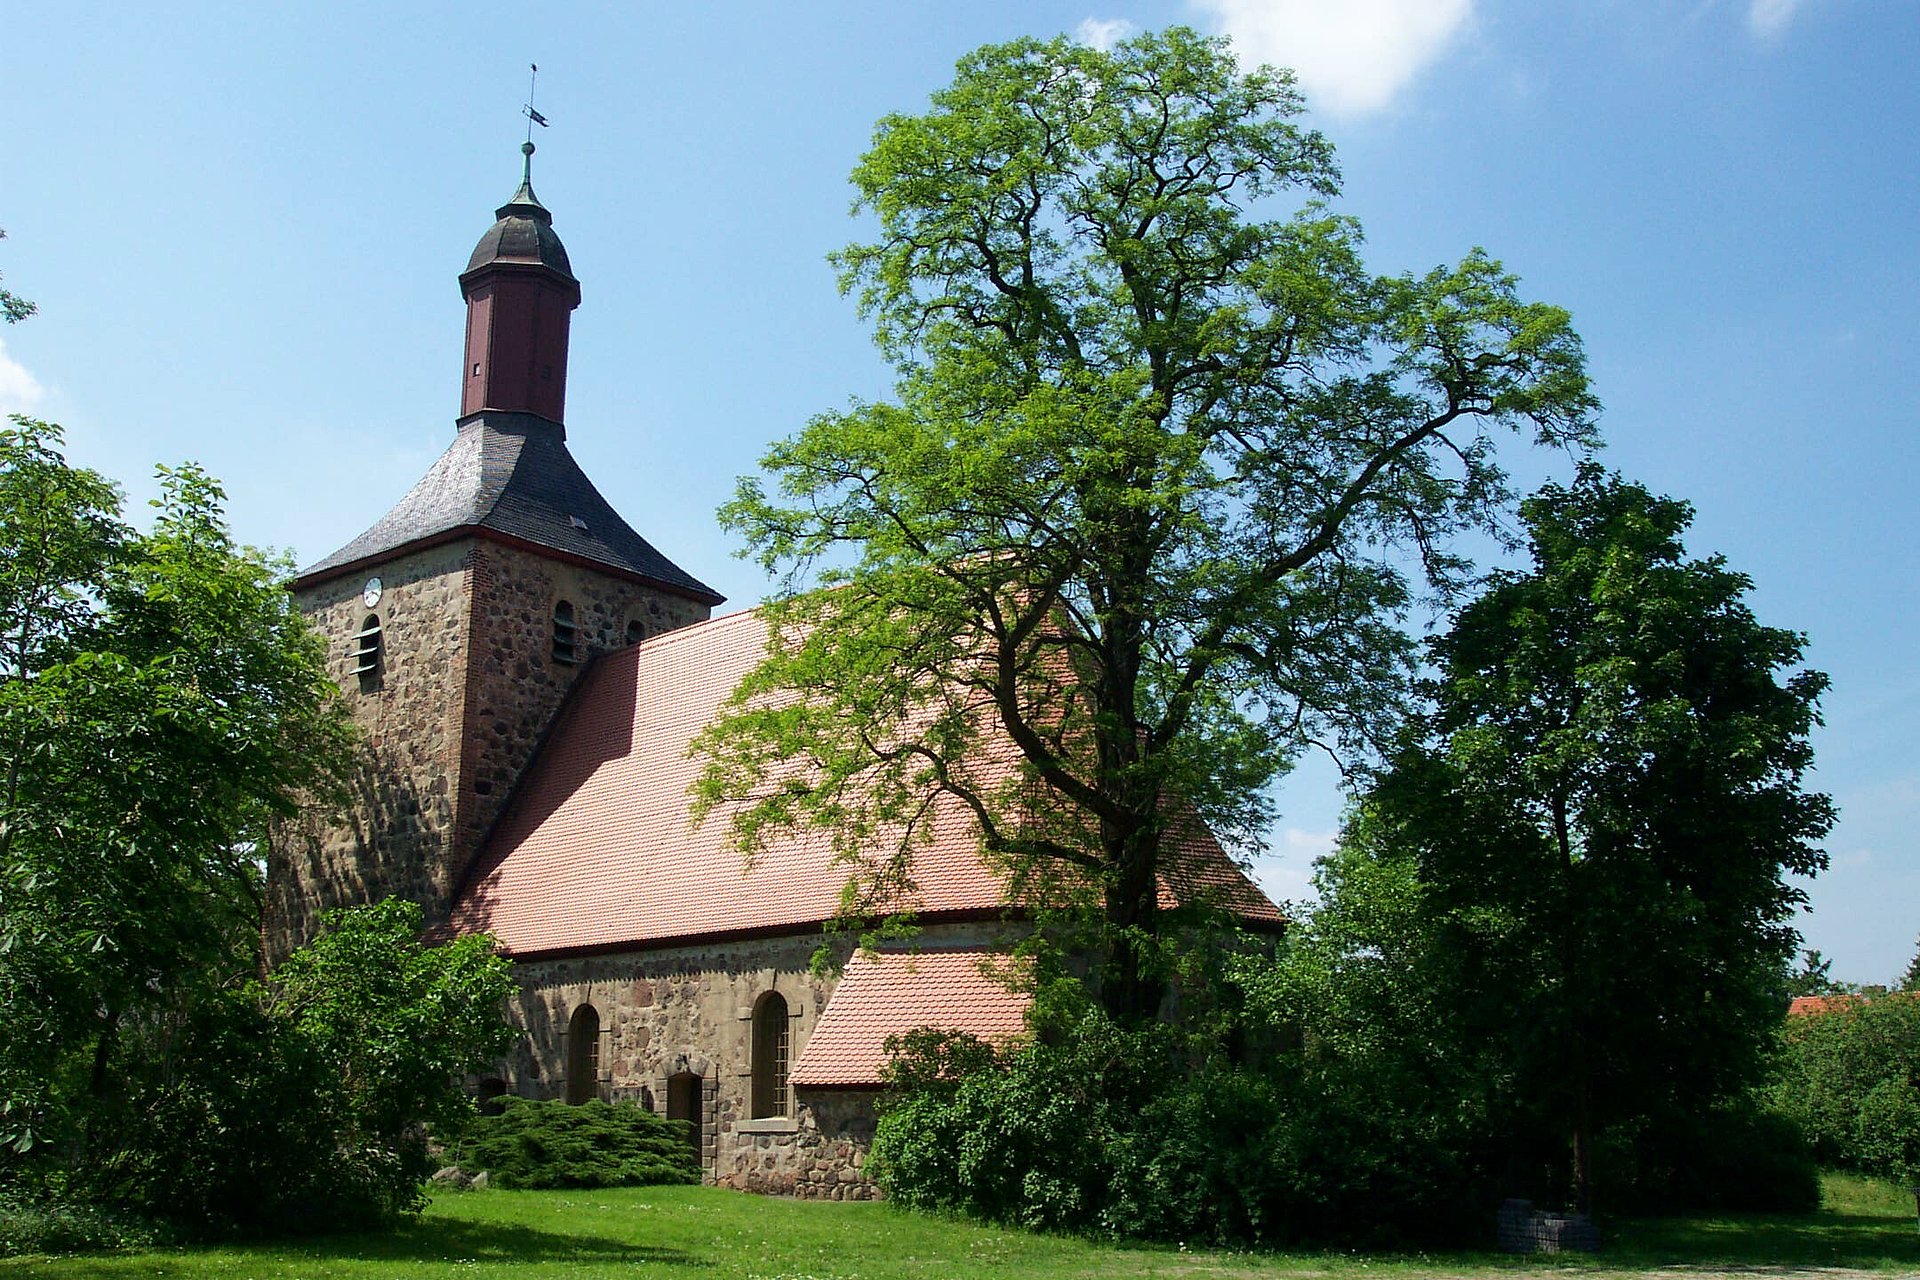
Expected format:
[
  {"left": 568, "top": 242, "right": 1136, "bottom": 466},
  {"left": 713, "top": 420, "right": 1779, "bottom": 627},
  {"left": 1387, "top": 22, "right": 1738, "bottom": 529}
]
[{"left": 459, "top": 1099, "right": 701, "bottom": 1189}]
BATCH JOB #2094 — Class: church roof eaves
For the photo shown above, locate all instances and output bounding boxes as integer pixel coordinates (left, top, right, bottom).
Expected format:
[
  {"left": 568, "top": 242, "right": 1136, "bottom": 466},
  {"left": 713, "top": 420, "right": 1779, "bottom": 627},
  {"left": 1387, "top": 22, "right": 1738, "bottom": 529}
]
[{"left": 293, "top": 410, "right": 722, "bottom": 605}]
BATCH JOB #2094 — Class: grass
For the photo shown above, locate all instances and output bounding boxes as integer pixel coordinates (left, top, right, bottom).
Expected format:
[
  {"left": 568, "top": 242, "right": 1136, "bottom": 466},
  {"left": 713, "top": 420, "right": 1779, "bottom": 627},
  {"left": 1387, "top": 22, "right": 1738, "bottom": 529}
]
[{"left": 3, "top": 1173, "right": 1915, "bottom": 1279}]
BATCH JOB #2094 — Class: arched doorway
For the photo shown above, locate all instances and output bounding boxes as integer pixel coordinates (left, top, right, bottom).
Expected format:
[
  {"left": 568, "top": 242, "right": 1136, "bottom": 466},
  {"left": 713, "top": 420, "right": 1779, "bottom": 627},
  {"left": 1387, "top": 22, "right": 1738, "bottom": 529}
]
[
  {"left": 477, "top": 1076, "right": 509, "bottom": 1116},
  {"left": 565, "top": 1004, "right": 600, "bottom": 1105},
  {"left": 666, "top": 1070, "right": 703, "bottom": 1160}
]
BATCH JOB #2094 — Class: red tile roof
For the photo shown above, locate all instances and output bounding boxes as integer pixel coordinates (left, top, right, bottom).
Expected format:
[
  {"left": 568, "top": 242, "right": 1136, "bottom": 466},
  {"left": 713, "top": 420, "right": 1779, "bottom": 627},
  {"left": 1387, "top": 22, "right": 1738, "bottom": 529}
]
[
  {"left": 448, "top": 609, "right": 1281, "bottom": 958},
  {"left": 790, "top": 948, "right": 1030, "bottom": 1088},
  {"left": 1787, "top": 994, "right": 1863, "bottom": 1017}
]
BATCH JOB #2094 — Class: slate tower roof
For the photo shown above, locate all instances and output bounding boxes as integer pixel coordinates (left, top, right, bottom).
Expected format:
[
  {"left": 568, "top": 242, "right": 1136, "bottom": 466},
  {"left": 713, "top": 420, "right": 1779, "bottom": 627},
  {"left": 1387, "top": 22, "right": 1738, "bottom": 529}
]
[{"left": 295, "top": 410, "right": 720, "bottom": 601}]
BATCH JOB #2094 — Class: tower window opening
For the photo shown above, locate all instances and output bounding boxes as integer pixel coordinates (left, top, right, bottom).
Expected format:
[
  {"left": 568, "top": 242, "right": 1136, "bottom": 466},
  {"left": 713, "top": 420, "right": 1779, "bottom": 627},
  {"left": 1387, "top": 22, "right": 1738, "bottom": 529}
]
[
  {"left": 353, "top": 613, "right": 383, "bottom": 683},
  {"left": 751, "top": 991, "right": 790, "bottom": 1119},
  {"left": 471, "top": 362, "right": 481, "bottom": 376},
  {"left": 625, "top": 618, "right": 647, "bottom": 646},
  {"left": 551, "top": 599, "right": 578, "bottom": 665}
]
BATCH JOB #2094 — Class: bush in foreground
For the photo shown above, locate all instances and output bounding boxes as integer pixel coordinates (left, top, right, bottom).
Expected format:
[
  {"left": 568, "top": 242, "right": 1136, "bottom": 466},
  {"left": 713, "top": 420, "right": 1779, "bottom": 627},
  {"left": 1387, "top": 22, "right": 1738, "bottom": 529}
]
[
  {"left": 867, "top": 979, "right": 1487, "bottom": 1248},
  {"left": 0, "top": 1191, "right": 157, "bottom": 1258},
  {"left": 1772, "top": 994, "right": 1920, "bottom": 1195},
  {"left": 459, "top": 1099, "right": 700, "bottom": 1189},
  {"left": 4, "top": 901, "right": 517, "bottom": 1244}
]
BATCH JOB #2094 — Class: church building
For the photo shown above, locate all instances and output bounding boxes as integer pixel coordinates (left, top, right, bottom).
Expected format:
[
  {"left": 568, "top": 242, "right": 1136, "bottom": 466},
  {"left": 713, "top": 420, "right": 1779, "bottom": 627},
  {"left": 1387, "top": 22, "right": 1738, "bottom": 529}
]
[{"left": 267, "top": 147, "right": 1281, "bottom": 1197}]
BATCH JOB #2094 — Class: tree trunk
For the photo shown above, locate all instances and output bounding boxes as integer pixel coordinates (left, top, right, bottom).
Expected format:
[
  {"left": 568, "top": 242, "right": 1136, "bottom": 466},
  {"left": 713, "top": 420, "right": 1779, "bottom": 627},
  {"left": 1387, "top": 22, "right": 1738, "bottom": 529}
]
[
  {"left": 1552, "top": 789, "right": 1594, "bottom": 1216},
  {"left": 1099, "top": 821, "right": 1163, "bottom": 1022}
]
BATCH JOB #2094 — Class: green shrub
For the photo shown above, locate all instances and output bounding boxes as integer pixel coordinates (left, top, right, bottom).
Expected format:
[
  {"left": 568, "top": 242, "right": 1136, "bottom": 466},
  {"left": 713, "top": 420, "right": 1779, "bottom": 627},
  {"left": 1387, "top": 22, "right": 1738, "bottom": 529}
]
[
  {"left": 868, "top": 979, "right": 1486, "bottom": 1247},
  {"left": 459, "top": 1099, "right": 701, "bottom": 1189},
  {"left": 1593, "top": 1103, "right": 1819, "bottom": 1214},
  {"left": 66, "top": 900, "right": 516, "bottom": 1239},
  {"left": 1774, "top": 995, "right": 1920, "bottom": 1189},
  {"left": 0, "top": 1191, "right": 157, "bottom": 1258},
  {"left": 868, "top": 985, "right": 1165, "bottom": 1236}
]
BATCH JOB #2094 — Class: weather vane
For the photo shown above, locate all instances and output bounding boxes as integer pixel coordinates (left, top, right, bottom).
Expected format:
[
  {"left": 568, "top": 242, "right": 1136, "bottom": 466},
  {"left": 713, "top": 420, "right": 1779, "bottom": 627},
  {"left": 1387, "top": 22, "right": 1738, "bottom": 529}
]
[{"left": 523, "top": 62, "right": 548, "bottom": 144}]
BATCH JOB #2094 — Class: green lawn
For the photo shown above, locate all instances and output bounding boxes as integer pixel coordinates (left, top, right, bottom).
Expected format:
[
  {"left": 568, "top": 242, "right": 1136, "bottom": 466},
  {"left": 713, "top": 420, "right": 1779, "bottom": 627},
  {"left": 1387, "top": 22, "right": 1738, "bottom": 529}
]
[{"left": 5, "top": 1174, "right": 1915, "bottom": 1279}]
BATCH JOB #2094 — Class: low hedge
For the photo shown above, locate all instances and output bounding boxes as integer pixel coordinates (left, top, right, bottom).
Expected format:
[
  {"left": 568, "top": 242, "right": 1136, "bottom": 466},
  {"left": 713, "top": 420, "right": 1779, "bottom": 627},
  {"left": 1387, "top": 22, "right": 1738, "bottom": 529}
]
[{"left": 458, "top": 1098, "right": 701, "bottom": 1189}]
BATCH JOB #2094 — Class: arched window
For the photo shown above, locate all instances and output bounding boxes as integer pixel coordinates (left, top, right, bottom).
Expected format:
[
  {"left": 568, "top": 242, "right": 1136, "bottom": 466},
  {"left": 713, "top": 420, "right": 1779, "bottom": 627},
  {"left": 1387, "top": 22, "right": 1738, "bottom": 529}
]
[
  {"left": 751, "top": 991, "right": 790, "bottom": 1118},
  {"left": 565, "top": 1003, "right": 600, "bottom": 1104},
  {"left": 353, "top": 613, "right": 383, "bottom": 685},
  {"left": 551, "top": 599, "right": 578, "bottom": 665},
  {"left": 625, "top": 617, "right": 647, "bottom": 646}
]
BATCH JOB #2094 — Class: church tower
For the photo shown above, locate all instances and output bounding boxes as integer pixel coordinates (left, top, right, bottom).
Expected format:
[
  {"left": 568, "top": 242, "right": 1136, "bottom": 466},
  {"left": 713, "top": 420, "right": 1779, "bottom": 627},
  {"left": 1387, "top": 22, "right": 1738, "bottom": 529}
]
[{"left": 266, "top": 145, "right": 723, "bottom": 957}]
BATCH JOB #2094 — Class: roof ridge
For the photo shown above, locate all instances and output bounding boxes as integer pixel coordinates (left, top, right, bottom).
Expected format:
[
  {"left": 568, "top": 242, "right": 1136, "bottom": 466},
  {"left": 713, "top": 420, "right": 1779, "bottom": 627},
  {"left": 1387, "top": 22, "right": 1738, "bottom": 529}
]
[{"left": 635, "top": 605, "right": 766, "bottom": 651}]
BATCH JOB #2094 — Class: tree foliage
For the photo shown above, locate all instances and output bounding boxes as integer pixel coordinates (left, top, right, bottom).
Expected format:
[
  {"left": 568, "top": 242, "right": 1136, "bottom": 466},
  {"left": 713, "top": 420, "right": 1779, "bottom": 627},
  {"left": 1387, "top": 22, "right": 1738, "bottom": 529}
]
[
  {"left": 0, "top": 416, "right": 355, "bottom": 1161},
  {"left": 82, "top": 899, "right": 516, "bottom": 1237},
  {"left": 0, "top": 230, "right": 32, "bottom": 326},
  {"left": 696, "top": 27, "right": 1595, "bottom": 1016},
  {"left": 1793, "top": 948, "right": 1851, "bottom": 996},
  {"left": 1337, "top": 467, "right": 1831, "bottom": 1212},
  {"left": 870, "top": 968, "right": 1492, "bottom": 1247},
  {"left": 1773, "top": 996, "right": 1920, "bottom": 1197}
]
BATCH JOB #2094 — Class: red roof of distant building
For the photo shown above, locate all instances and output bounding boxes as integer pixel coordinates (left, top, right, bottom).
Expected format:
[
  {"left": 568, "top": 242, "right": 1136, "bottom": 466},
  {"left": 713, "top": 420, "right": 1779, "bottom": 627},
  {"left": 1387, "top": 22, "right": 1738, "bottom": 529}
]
[
  {"left": 448, "top": 609, "right": 1281, "bottom": 958},
  {"left": 1788, "top": 994, "right": 1863, "bottom": 1017},
  {"left": 790, "top": 948, "right": 1031, "bottom": 1088}
]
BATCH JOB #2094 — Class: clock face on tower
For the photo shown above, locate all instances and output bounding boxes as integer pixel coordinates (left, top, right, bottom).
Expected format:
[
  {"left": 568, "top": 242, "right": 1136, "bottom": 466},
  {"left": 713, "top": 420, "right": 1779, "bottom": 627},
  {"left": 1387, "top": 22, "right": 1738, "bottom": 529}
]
[{"left": 362, "top": 577, "right": 383, "bottom": 609}]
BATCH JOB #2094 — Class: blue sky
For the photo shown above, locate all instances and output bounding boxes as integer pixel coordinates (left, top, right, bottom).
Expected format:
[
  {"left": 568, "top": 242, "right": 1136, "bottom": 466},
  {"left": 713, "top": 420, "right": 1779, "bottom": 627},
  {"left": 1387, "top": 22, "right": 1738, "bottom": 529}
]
[{"left": 5, "top": 1, "right": 1915, "bottom": 982}]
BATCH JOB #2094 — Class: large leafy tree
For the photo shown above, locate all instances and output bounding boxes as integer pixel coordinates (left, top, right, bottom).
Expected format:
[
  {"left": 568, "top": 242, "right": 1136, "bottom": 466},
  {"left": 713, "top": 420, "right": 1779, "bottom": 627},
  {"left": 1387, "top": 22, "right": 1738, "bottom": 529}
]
[
  {"left": 1351, "top": 467, "right": 1832, "bottom": 1212},
  {"left": 697, "top": 28, "right": 1595, "bottom": 1017},
  {"left": 0, "top": 416, "right": 354, "bottom": 1159}
]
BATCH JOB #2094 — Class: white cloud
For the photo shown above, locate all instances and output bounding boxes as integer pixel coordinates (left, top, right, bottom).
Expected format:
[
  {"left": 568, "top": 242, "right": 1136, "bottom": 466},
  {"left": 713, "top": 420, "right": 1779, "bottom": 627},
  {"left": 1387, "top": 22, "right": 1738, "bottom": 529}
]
[
  {"left": 0, "top": 337, "right": 44, "bottom": 417},
  {"left": 1748, "top": 0, "right": 1810, "bottom": 39},
  {"left": 1076, "top": 17, "right": 1137, "bottom": 51},
  {"left": 1190, "top": 0, "right": 1475, "bottom": 118},
  {"left": 1248, "top": 825, "right": 1339, "bottom": 906},
  {"left": 1280, "top": 825, "right": 1338, "bottom": 859}
]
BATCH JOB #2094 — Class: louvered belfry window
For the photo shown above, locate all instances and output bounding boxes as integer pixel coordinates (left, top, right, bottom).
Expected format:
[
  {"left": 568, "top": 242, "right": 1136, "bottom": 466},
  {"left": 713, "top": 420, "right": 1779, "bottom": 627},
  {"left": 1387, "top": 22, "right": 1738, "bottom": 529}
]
[
  {"left": 551, "top": 600, "right": 578, "bottom": 665},
  {"left": 353, "top": 613, "right": 383, "bottom": 681}
]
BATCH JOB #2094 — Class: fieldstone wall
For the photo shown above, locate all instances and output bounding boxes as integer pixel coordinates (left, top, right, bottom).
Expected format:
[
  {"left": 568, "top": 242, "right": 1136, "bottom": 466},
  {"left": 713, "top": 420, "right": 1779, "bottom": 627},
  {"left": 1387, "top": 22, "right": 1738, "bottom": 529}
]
[
  {"left": 496, "top": 924, "right": 1016, "bottom": 1198},
  {"left": 785, "top": 1091, "right": 881, "bottom": 1200},
  {"left": 452, "top": 540, "right": 708, "bottom": 869},
  {"left": 267, "top": 540, "right": 475, "bottom": 956},
  {"left": 265, "top": 535, "right": 711, "bottom": 959}
]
